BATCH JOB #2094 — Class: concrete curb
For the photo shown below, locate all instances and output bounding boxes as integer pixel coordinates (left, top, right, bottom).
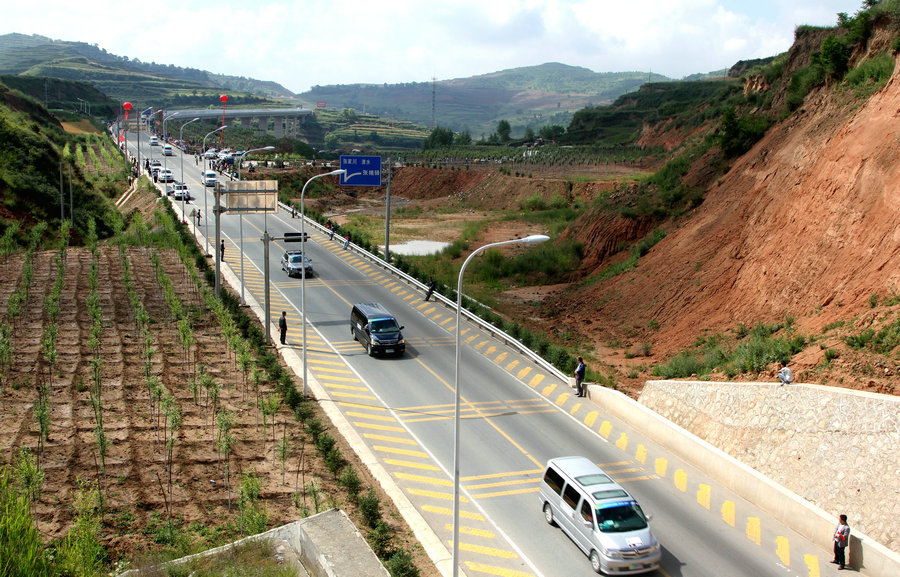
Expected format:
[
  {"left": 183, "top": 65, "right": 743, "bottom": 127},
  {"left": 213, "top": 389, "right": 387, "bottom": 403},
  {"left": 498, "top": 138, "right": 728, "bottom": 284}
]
[{"left": 586, "top": 380, "right": 900, "bottom": 577}]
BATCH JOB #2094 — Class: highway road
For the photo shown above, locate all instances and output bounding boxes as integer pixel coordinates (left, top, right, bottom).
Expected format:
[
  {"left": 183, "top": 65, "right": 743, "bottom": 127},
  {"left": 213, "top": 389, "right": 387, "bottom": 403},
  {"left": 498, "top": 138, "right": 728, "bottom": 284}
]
[{"left": 122, "top": 129, "right": 840, "bottom": 577}]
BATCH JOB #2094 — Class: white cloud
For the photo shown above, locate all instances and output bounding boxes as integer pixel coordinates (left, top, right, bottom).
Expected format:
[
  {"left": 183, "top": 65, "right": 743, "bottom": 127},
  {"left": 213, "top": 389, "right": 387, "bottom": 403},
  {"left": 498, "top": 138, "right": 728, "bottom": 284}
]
[{"left": 0, "top": 0, "right": 864, "bottom": 93}]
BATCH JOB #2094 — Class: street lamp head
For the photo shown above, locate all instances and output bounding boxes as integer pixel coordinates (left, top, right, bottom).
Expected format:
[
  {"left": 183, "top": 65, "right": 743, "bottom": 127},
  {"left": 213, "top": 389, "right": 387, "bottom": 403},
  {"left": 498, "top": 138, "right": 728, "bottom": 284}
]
[
  {"left": 328, "top": 169, "right": 347, "bottom": 177},
  {"left": 521, "top": 234, "right": 550, "bottom": 244}
]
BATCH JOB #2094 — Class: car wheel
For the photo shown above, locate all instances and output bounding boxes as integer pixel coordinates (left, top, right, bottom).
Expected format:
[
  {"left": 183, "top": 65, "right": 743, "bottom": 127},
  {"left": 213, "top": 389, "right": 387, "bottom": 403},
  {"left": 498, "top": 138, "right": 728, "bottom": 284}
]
[
  {"left": 352, "top": 327, "right": 357, "bottom": 341},
  {"left": 367, "top": 342, "right": 374, "bottom": 357},
  {"left": 590, "top": 550, "right": 603, "bottom": 574},
  {"left": 543, "top": 503, "right": 555, "bottom": 526}
]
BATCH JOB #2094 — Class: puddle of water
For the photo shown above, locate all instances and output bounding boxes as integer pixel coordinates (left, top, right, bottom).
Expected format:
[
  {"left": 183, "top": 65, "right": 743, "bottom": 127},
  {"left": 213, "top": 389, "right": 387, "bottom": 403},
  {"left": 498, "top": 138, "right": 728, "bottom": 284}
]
[{"left": 383, "top": 240, "right": 450, "bottom": 256}]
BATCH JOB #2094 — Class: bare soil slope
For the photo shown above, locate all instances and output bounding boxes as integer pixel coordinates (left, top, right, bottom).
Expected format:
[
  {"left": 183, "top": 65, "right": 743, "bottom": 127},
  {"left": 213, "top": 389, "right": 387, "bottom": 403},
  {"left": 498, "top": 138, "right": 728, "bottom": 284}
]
[{"left": 547, "top": 62, "right": 900, "bottom": 395}]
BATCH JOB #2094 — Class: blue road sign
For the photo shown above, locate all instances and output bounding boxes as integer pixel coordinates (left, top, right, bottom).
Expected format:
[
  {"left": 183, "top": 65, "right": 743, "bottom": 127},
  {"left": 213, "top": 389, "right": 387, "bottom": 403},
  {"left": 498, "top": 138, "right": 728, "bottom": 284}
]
[{"left": 340, "top": 155, "right": 382, "bottom": 186}]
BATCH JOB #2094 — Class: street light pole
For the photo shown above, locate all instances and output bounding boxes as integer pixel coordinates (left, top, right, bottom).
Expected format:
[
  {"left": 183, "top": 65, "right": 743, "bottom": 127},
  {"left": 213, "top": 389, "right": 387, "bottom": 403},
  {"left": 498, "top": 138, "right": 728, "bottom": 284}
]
[
  {"left": 201, "top": 125, "right": 227, "bottom": 256},
  {"left": 451, "top": 234, "right": 549, "bottom": 577},
  {"left": 161, "top": 111, "right": 177, "bottom": 176},
  {"left": 236, "top": 146, "right": 275, "bottom": 306},
  {"left": 300, "top": 169, "right": 345, "bottom": 396},
  {"left": 179, "top": 117, "right": 201, "bottom": 222}
]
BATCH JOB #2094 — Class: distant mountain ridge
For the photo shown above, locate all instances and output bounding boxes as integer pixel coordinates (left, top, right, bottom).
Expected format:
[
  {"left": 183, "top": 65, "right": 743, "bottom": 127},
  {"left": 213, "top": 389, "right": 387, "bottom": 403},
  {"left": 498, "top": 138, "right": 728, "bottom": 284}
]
[
  {"left": 301, "top": 63, "right": 672, "bottom": 135},
  {"left": 0, "top": 33, "right": 678, "bottom": 136}
]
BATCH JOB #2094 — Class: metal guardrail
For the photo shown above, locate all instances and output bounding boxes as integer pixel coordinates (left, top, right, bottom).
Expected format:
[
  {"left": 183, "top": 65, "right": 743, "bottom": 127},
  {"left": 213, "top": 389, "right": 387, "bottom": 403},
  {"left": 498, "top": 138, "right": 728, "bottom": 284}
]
[{"left": 278, "top": 200, "right": 569, "bottom": 384}]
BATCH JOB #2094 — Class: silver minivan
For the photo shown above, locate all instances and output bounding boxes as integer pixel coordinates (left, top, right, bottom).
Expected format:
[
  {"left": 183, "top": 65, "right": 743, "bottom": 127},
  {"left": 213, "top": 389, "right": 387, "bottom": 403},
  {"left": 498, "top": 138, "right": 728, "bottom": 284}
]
[{"left": 539, "top": 456, "right": 661, "bottom": 575}]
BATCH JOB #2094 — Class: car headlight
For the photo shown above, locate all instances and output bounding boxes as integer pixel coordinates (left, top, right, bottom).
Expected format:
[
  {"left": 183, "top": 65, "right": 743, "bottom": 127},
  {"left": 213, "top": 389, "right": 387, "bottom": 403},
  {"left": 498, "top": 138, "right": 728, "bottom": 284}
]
[{"left": 607, "top": 550, "right": 625, "bottom": 560}]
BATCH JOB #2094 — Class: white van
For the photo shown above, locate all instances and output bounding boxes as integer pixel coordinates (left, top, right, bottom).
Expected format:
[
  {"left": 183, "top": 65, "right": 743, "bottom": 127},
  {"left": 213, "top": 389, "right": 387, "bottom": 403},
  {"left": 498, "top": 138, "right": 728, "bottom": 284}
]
[
  {"left": 162, "top": 144, "right": 174, "bottom": 156},
  {"left": 539, "top": 456, "right": 661, "bottom": 575},
  {"left": 149, "top": 136, "right": 159, "bottom": 146},
  {"left": 203, "top": 171, "right": 218, "bottom": 187}
]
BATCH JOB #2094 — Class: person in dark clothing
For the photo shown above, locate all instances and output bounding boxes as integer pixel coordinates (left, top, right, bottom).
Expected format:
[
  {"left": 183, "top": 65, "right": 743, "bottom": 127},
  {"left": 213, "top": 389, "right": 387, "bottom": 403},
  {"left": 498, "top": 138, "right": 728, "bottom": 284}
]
[
  {"left": 574, "top": 357, "right": 586, "bottom": 397},
  {"left": 279, "top": 311, "right": 288, "bottom": 345},
  {"left": 424, "top": 278, "right": 436, "bottom": 301}
]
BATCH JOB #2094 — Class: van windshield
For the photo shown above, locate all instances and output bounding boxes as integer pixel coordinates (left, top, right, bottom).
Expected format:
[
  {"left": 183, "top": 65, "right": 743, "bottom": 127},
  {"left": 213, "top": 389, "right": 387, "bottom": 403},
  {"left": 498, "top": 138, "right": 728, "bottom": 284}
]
[
  {"left": 595, "top": 501, "right": 648, "bottom": 533},
  {"left": 369, "top": 319, "right": 399, "bottom": 333}
]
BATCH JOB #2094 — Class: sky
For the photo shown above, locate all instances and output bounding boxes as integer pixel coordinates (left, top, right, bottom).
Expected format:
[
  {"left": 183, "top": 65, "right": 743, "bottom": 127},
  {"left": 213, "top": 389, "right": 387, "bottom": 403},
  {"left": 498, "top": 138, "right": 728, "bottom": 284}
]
[{"left": 1, "top": 0, "right": 866, "bottom": 94}]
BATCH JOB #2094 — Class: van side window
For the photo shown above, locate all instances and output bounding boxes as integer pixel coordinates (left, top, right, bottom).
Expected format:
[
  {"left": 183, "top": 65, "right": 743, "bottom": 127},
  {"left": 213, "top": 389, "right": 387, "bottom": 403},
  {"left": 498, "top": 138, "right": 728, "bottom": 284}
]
[
  {"left": 580, "top": 499, "right": 593, "bottom": 524},
  {"left": 562, "top": 484, "right": 580, "bottom": 509},
  {"left": 543, "top": 468, "right": 564, "bottom": 495}
]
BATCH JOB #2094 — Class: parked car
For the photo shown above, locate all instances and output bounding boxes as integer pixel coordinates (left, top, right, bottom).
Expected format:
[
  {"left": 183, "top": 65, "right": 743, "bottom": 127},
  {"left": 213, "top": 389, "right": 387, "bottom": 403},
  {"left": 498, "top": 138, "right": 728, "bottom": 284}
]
[
  {"left": 203, "top": 148, "right": 218, "bottom": 159},
  {"left": 203, "top": 170, "right": 218, "bottom": 187},
  {"left": 158, "top": 169, "right": 174, "bottom": 182},
  {"left": 281, "top": 250, "right": 314, "bottom": 277}
]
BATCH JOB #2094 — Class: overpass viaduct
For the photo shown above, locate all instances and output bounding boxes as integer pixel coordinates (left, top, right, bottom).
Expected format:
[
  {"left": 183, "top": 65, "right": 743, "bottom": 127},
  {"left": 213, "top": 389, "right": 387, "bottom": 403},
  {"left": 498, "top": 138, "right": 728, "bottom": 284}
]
[{"left": 155, "top": 107, "right": 314, "bottom": 139}]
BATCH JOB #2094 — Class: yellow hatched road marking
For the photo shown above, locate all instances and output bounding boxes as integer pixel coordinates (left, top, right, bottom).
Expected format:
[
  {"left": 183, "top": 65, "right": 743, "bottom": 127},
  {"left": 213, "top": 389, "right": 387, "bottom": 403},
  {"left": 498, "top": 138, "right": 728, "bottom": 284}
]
[
  {"left": 440, "top": 317, "right": 454, "bottom": 326},
  {"left": 615, "top": 433, "right": 629, "bottom": 451},
  {"left": 722, "top": 501, "right": 736, "bottom": 526},
  {"left": 385, "top": 459, "right": 441, "bottom": 471},
  {"left": 408, "top": 488, "right": 463, "bottom": 501},
  {"left": 472, "top": 487, "right": 540, "bottom": 499},
  {"left": 462, "top": 469, "right": 542, "bottom": 481},
  {"left": 331, "top": 391, "right": 376, "bottom": 400},
  {"left": 747, "top": 517, "right": 761, "bottom": 545},
  {"left": 375, "top": 446, "right": 429, "bottom": 458},
  {"left": 698, "top": 484, "right": 711, "bottom": 509},
  {"left": 541, "top": 383, "right": 556, "bottom": 396},
  {"left": 585, "top": 412, "right": 599, "bottom": 428},
  {"left": 569, "top": 402, "right": 581, "bottom": 414},
  {"left": 776, "top": 536, "right": 790, "bottom": 566},
  {"left": 598, "top": 421, "right": 612, "bottom": 439},
  {"left": 446, "top": 525, "right": 495, "bottom": 539},
  {"left": 354, "top": 422, "right": 405, "bottom": 432},
  {"left": 347, "top": 412, "right": 397, "bottom": 422},
  {"left": 554, "top": 392, "right": 569, "bottom": 405},
  {"left": 528, "top": 374, "right": 544, "bottom": 388},
  {"left": 475, "top": 340, "right": 488, "bottom": 350},
  {"left": 422, "top": 505, "right": 484, "bottom": 521},
  {"left": 466, "top": 477, "right": 541, "bottom": 490},
  {"left": 674, "top": 469, "right": 687, "bottom": 492},
  {"left": 318, "top": 375, "right": 364, "bottom": 383},
  {"left": 338, "top": 402, "right": 386, "bottom": 412},
  {"left": 465, "top": 335, "right": 477, "bottom": 344},
  {"left": 364, "top": 433, "right": 417, "bottom": 445},
  {"left": 635, "top": 444, "right": 647, "bottom": 464},
  {"left": 804, "top": 554, "right": 821, "bottom": 577},
  {"left": 517, "top": 367, "right": 532, "bottom": 379},
  {"left": 485, "top": 346, "right": 496, "bottom": 356},
  {"left": 395, "top": 472, "right": 452, "bottom": 486},
  {"left": 453, "top": 542, "right": 518, "bottom": 559},
  {"left": 464, "top": 561, "right": 534, "bottom": 577},
  {"left": 310, "top": 366, "right": 353, "bottom": 375},
  {"left": 505, "top": 360, "right": 519, "bottom": 371},
  {"left": 324, "top": 383, "right": 368, "bottom": 392},
  {"left": 655, "top": 458, "right": 668, "bottom": 477},
  {"left": 307, "top": 359, "right": 346, "bottom": 367}
]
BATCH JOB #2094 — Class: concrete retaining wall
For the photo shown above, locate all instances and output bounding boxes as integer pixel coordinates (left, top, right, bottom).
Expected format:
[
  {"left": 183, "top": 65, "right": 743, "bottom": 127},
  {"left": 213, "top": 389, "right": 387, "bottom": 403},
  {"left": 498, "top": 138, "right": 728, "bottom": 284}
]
[{"left": 583, "top": 380, "right": 899, "bottom": 577}]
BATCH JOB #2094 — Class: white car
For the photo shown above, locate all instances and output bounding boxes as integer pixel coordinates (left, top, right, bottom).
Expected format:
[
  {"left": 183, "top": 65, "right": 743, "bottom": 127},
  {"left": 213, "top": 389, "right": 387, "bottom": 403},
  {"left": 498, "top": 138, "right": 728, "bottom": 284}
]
[
  {"left": 203, "top": 171, "right": 218, "bottom": 187},
  {"left": 158, "top": 169, "right": 174, "bottom": 182},
  {"left": 203, "top": 148, "right": 218, "bottom": 159},
  {"left": 168, "top": 182, "right": 190, "bottom": 200}
]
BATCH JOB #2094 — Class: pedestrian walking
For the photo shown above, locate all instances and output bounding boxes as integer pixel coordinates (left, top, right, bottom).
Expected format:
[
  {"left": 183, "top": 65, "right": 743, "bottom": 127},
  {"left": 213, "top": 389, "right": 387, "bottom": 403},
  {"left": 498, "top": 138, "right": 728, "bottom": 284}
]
[
  {"left": 196, "top": 209, "right": 201, "bottom": 226},
  {"left": 832, "top": 514, "right": 850, "bottom": 570},
  {"left": 343, "top": 234, "right": 350, "bottom": 250},
  {"left": 574, "top": 357, "right": 586, "bottom": 397},
  {"left": 292, "top": 205, "right": 297, "bottom": 219},
  {"left": 424, "top": 277, "right": 436, "bottom": 301},
  {"left": 279, "top": 311, "right": 288, "bottom": 345},
  {"left": 220, "top": 240, "right": 225, "bottom": 261},
  {"left": 329, "top": 224, "right": 336, "bottom": 240}
]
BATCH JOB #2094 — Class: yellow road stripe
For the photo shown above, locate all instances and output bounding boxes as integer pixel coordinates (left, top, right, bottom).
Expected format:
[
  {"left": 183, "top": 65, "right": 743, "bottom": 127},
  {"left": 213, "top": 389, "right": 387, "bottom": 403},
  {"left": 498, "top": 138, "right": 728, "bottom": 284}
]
[
  {"left": 422, "top": 505, "right": 484, "bottom": 521},
  {"left": 364, "top": 433, "right": 417, "bottom": 445}
]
